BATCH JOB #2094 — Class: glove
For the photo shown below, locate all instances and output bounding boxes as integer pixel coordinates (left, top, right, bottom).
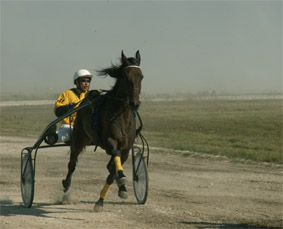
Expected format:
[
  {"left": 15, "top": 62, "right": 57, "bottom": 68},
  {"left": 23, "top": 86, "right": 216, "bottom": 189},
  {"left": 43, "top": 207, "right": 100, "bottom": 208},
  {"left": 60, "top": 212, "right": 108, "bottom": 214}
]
[{"left": 66, "top": 103, "right": 75, "bottom": 111}]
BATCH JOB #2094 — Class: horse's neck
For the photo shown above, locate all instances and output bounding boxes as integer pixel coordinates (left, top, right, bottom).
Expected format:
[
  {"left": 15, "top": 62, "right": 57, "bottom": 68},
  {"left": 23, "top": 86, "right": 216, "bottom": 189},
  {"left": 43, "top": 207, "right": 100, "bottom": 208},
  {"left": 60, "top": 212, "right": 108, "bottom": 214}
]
[
  {"left": 111, "top": 100, "right": 131, "bottom": 119},
  {"left": 107, "top": 88, "right": 133, "bottom": 122}
]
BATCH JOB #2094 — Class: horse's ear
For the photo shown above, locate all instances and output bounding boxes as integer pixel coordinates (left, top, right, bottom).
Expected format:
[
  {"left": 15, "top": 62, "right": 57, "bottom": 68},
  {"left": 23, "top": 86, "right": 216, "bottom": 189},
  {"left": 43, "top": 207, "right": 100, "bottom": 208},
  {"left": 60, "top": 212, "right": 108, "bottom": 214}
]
[
  {"left": 121, "top": 50, "right": 131, "bottom": 65},
  {"left": 136, "top": 50, "right": 141, "bottom": 65}
]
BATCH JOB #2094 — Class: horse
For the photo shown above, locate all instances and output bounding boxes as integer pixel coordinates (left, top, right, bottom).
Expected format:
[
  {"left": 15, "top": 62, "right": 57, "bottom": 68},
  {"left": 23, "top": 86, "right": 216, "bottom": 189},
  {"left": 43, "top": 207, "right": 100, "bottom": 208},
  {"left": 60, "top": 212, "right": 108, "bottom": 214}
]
[{"left": 62, "top": 50, "right": 143, "bottom": 211}]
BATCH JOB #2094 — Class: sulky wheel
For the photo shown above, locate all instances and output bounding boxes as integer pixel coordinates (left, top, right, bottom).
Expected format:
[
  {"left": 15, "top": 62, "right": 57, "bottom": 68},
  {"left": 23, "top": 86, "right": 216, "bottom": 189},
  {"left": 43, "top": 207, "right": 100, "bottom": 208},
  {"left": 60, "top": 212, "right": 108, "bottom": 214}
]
[
  {"left": 132, "top": 148, "right": 148, "bottom": 204},
  {"left": 21, "top": 151, "right": 34, "bottom": 208}
]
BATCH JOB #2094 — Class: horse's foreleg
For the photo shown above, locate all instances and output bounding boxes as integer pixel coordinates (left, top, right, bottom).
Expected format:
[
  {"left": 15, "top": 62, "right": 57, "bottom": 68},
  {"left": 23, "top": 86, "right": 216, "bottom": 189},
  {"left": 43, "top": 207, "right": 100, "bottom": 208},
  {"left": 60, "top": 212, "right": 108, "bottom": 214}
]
[
  {"left": 94, "top": 155, "right": 128, "bottom": 212},
  {"left": 109, "top": 155, "right": 128, "bottom": 199},
  {"left": 106, "top": 138, "right": 127, "bottom": 184},
  {"left": 116, "top": 151, "right": 130, "bottom": 199},
  {"left": 94, "top": 160, "right": 116, "bottom": 212},
  {"left": 110, "top": 150, "right": 128, "bottom": 199}
]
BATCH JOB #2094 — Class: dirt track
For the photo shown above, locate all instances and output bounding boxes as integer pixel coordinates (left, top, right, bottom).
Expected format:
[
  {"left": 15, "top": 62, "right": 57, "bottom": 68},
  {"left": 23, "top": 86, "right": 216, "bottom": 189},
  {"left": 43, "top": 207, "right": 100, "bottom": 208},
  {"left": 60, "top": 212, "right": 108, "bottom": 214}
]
[{"left": 0, "top": 136, "right": 282, "bottom": 228}]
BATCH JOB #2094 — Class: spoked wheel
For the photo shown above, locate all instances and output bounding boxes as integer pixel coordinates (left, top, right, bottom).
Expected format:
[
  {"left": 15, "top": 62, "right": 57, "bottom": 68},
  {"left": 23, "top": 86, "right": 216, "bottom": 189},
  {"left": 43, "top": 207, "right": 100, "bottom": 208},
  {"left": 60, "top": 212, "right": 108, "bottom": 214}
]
[
  {"left": 132, "top": 146, "right": 148, "bottom": 204},
  {"left": 21, "top": 150, "right": 34, "bottom": 208}
]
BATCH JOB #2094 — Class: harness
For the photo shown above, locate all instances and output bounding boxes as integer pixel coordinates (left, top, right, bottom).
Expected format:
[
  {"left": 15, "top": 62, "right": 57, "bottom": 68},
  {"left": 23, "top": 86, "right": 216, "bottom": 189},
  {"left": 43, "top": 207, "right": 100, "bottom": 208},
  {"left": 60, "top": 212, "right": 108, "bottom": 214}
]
[{"left": 90, "top": 94, "right": 106, "bottom": 131}]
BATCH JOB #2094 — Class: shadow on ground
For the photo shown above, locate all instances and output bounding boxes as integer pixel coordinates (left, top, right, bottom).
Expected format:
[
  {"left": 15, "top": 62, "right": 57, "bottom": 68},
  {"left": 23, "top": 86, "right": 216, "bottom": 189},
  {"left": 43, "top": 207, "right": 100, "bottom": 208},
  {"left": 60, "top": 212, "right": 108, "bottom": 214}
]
[
  {"left": 0, "top": 199, "right": 84, "bottom": 221},
  {"left": 180, "top": 221, "right": 282, "bottom": 229}
]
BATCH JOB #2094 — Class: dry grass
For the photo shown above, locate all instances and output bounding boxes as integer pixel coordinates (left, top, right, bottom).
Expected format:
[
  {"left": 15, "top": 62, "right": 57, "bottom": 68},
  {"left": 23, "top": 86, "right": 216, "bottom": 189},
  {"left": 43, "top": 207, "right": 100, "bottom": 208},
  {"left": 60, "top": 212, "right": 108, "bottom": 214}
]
[{"left": 1, "top": 99, "right": 282, "bottom": 163}]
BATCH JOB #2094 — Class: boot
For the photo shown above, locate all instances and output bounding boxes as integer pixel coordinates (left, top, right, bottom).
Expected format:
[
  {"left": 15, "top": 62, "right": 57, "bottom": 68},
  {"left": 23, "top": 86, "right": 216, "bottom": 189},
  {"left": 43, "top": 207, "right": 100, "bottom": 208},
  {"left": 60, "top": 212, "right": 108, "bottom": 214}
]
[{"left": 44, "top": 125, "right": 58, "bottom": 145}]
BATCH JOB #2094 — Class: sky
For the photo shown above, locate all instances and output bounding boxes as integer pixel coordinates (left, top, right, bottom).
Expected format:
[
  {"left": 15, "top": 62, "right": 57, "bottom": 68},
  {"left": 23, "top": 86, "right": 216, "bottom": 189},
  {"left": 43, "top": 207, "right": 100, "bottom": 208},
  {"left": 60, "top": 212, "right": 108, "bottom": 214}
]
[{"left": 1, "top": 0, "right": 282, "bottom": 96}]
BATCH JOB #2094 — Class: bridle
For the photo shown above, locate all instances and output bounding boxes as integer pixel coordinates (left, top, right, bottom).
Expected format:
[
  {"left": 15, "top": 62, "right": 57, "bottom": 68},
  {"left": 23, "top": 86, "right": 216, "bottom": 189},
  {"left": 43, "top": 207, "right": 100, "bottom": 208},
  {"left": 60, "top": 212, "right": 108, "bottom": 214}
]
[
  {"left": 123, "top": 65, "right": 141, "bottom": 69},
  {"left": 123, "top": 65, "right": 142, "bottom": 93},
  {"left": 101, "top": 64, "right": 142, "bottom": 114},
  {"left": 105, "top": 65, "right": 142, "bottom": 100}
]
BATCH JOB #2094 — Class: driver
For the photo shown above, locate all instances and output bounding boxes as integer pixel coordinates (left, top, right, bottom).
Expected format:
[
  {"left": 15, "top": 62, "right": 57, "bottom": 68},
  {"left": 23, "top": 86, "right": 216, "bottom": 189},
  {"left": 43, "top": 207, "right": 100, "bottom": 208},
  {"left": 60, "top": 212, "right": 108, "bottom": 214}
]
[{"left": 45, "top": 69, "right": 93, "bottom": 145}]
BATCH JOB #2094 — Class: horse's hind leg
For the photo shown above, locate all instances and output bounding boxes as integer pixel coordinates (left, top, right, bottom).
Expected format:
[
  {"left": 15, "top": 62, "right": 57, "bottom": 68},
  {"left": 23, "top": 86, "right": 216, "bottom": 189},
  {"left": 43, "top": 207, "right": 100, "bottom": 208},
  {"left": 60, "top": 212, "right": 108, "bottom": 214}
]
[
  {"left": 62, "top": 126, "right": 90, "bottom": 192},
  {"left": 62, "top": 147, "right": 80, "bottom": 192}
]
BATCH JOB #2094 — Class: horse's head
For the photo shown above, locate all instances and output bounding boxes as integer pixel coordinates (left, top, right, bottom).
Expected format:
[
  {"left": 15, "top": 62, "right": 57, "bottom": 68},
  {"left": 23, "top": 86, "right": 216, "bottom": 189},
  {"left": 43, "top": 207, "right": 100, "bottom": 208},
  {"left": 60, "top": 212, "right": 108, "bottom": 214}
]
[
  {"left": 121, "top": 50, "right": 143, "bottom": 110},
  {"left": 96, "top": 51, "right": 144, "bottom": 110}
]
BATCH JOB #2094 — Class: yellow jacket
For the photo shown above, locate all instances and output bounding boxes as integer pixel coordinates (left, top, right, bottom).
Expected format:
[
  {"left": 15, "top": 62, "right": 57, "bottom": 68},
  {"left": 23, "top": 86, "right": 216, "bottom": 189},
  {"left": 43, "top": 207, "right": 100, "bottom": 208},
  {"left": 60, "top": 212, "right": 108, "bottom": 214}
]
[{"left": 54, "top": 88, "right": 87, "bottom": 125}]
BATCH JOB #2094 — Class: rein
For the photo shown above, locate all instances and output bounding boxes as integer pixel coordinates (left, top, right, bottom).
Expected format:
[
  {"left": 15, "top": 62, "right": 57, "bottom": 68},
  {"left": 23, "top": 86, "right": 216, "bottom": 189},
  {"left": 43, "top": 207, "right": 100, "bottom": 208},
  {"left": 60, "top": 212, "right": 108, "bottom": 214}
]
[{"left": 104, "top": 94, "right": 129, "bottom": 102}]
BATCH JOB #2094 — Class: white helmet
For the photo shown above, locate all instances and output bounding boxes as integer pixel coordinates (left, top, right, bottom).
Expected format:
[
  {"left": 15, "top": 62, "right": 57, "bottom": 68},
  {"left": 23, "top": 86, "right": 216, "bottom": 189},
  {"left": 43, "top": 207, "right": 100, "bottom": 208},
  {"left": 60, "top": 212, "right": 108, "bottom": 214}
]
[{"left": 73, "top": 69, "right": 93, "bottom": 84}]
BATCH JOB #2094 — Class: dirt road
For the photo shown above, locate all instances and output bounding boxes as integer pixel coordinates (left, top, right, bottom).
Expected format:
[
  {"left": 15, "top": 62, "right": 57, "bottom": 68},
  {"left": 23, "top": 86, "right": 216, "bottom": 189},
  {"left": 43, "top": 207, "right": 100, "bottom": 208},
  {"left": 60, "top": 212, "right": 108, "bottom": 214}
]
[{"left": 0, "top": 136, "right": 282, "bottom": 228}]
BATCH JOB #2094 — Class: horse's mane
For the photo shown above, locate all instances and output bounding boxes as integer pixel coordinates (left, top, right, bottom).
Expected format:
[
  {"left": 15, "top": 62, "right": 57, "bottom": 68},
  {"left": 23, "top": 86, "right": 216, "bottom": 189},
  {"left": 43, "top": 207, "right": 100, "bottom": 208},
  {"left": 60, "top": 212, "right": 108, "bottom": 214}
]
[
  {"left": 96, "top": 57, "right": 139, "bottom": 93},
  {"left": 96, "top": 57, "right": 138, "bottom": 79},
  {"left": 96, "top": 62, "right": 122, "bottom": 79}
]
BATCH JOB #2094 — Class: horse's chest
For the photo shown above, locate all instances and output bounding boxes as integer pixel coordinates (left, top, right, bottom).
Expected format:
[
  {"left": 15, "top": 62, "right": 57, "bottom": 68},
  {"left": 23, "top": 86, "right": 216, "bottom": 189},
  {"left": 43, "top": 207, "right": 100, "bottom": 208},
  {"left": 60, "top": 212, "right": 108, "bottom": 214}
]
[{"left": 118, "top": 117, "right": 135, "bottom": 147}]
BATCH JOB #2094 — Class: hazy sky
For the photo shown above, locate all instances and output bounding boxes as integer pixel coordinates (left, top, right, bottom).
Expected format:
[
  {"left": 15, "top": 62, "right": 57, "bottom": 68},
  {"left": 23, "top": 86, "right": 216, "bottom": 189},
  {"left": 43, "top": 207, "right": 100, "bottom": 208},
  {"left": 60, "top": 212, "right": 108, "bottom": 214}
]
[{"left": 1, "top": 0, "right": 282, "bottom": 96}]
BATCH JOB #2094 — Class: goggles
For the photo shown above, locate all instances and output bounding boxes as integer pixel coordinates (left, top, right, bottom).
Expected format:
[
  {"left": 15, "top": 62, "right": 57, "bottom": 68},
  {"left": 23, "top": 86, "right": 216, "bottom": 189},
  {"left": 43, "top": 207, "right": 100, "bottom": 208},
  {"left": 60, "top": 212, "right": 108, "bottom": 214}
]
[{"left": 79, "top": 78, "right": 91, "bottom": 83}]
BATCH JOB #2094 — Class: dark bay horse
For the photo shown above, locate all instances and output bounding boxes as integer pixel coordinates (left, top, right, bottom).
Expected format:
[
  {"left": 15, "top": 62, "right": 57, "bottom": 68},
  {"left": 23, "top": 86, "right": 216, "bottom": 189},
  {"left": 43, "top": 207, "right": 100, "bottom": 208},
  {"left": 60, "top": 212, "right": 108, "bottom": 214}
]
[{"left": 62, "top": 50, "right": 143, "bottom": 211}]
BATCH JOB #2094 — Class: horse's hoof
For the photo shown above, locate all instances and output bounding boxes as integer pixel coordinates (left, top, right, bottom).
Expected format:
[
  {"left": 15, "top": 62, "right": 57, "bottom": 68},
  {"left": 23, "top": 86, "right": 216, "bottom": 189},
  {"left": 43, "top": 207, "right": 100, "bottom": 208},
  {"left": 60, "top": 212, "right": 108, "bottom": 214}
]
[
  {"left": 117, "top": 177, "right": 127, "bottom": 188},
  {"left": 94, "top": 198, "right": 104, "bottom": 212},
  {"left": 118, "top": 190, "right": 128, "bottom": 199},
  {"left": 62, "top": 179, "right": 70, "bottom": 193},
  {"left": 94, "top": 204, "right": 103, "bottom": 212}
]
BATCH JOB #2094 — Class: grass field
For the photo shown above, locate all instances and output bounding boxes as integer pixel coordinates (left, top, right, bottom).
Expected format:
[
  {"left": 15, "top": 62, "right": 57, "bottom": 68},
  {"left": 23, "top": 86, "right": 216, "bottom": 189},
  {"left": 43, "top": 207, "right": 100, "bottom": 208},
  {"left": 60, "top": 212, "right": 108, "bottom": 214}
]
[{"left": 1, "top": 99, "right": 282, "bottom": 163}]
